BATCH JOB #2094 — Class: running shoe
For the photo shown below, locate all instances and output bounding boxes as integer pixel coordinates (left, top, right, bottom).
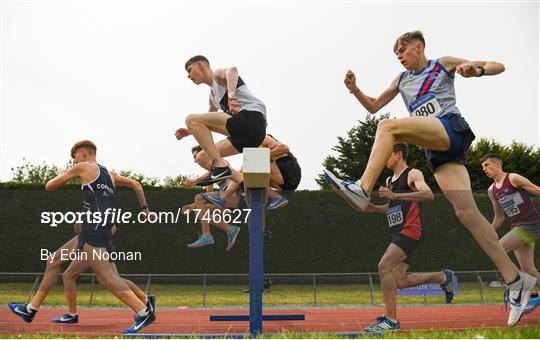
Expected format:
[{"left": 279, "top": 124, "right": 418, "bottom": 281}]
[
  {"left": 267, "top": 195, "right": 289, "bottom": 211},
  {"left": 201, "top": 192, "right": 227, "bottom": 208},
  {"left": 364, "top": 316, "right": 400, "bottom": 332},
  {"left": 187, "top": 235, "right": 215, "bottom": 248},
  {"left": 122, "top": 310, "right": 156, "bottom": 334},
  {"left": 196, "top": 161, "right": 232, "bottom": 186},
  {"left": 226, "top": 225, "right": 241, "bottom": 252},
  {"left": 324, "top": 170, "right": 370, "bottom": 211},
  {"left": 506, "top": 272, "right": 537, "bottom": 326},
  {"left": 52, "top": 313, "right": 79, "bottom": 323},
  {"left": 523, "top": 291, "right": 540, "bottom": 315},
  {"left": 7, "top": 302, "right": 36, "bottom": 323},
  {"left": 440, "top": 269, "right": 455, "bottom": 303}
]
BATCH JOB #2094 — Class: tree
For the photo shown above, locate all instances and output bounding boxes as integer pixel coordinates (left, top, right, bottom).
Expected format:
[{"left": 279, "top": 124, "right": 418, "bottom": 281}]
[
  {"left": 163, "top": 174, "right": 188, "bottom": 189},
  {"left": 467, "top": 138, "right": 540, "bottom": 190},
  {"left": 118, "top": 170, "right": 160, "bottom": 187},
  {"left": 317, "top": 113, "right": 393, "bottom": 189},
  {"left": 10, "top": 158, "right": 64, "bottom": 185}
]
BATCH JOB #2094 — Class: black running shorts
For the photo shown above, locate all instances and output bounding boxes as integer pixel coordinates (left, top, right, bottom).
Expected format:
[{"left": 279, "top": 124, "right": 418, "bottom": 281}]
[
  {"left": 226, "top": 110, "right": 266, "bottom": 152},
  {"left": 391, "top": 233, "right": 423, "bottom": 264},
  {"left": 276, "top": 155, "right": 302, "bottom": 192}
]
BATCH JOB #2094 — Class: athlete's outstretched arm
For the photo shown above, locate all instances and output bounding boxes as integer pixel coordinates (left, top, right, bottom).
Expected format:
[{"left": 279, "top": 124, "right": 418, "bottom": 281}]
[
  {"left": 439, "top": 56, "right": 505, "bottom": 77},
  {"left": 509, "top": 173, "right": 540, "bottom": 196},
  {"left": 344, "top": 70, "right": 400, "bottom": 114},
  {"left": 45, "top": 163, "right": 86, "bottom": 191},
  {"left": 487, "top": 185, "right": 505, "bottom": 230},
  {"left": 111, "top": 172, "right": 150, "bottom": 213}
]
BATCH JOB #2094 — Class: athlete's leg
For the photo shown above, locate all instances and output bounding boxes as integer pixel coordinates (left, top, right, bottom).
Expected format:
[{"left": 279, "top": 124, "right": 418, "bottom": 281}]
[
  {"left": 30, "top": 236, "right": 79, "bottom": 308},
  {"left": 185, "top": 112, "right": 231, "bottom": 168},
  {"left": 434, "top": 163, "right": 519, "bottom": 283},
  {"left": 378, "top": 244, "right": 407, "bottom": 321},
  {"left": 269, "top": 163, "right": 285, "bottom": 188},
  {"left": 194, "top": 194, "right": 213, "bottom": 236},
  {"left": 62, "top": 258, "right": 91, "bottom": 315},
  {"left": 392, "top": 263, "right": 444, "bottom": 289},
  {"left": 109, "top": 262, "right": 147, "bottom": 304},
  {"left": 359, "top": 117, "right": 449, "bottom": 193},
  {"left": 83, "top": 244, "right": 146, "bottom": 312},
  {"left": 204, "top": 204, "right": 233, "bottom": 233},
  {"left": 512, "top": 243, "right": 540, "bottom": 289}
]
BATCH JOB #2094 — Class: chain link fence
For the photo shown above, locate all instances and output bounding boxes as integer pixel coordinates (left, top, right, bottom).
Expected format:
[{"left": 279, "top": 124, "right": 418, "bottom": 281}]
[{"left": 0, "top": 271, "right": 508, "bottom": 308}]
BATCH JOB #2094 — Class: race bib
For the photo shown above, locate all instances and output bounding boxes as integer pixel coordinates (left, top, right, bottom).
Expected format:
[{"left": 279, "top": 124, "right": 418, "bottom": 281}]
[
  {"left": 387, "top": 205, "right": 404, "bottom": 227},
  {"left": 499, "top": 192, "right": 524, "bottom": 218},
  {"left": 409, "top": 93, "right": 442, "bottom": 117}
]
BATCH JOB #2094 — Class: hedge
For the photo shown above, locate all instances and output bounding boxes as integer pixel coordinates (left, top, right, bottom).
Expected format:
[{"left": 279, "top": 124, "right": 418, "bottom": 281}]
[{"left": 0, "top": 187, "right": 538, "bottom": 274}]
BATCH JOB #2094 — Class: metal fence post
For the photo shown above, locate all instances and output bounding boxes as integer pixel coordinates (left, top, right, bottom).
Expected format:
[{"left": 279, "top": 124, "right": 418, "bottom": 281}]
[
  {"left": 313, "top": 274, "right": 317, "bottom": 306},
  {"left": 145, "top": 275, "right": 151, "bottom": 295},
  {"left": 368, "top": 273, "right": 375, "bottom": 306},
  {"left": 88, "top": 274, "right": 95, "bottom": 307},
  {"left": 477, "top": 272, "right": 484, "bottom": 304},
  {"left": 27, "top": 274, "right": 41, "bottom": 303},
  {"left": 203, "top": 274, "right": 207, "bottom": 307}
]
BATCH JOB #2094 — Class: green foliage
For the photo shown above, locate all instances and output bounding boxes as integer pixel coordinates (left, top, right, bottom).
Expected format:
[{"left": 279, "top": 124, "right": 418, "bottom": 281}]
[
  {"left": 9, "top": 158, "right": 66, "bottom": 185},
  {"left": 118, "top": 170, "right": 161, "bottom": 187},
  {"left": 317, "top": 113, "right": 391, "bottom": 188},
  {"left": 5, "top": 159, "right": 191, "bottom": 190},
  {"left": 467, "top": 138, "right": 540, "bottom": 190},
  {"left": 163, "top": 174, "right": 188, "bottom": 189}
]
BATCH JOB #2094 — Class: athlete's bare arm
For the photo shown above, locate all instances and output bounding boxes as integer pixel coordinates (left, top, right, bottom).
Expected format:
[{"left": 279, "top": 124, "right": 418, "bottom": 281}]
[
  {"left": 344, "top": 70, "right": 400, "bottom": 114},
  {"left": 365, "top": 202, "right": 390, "bottom": 214},
  {"left": 208, "top": 94, "right": 218, "bottom": 112},
  {"left": 508, "top": 173, "right": 540, "bottom": 196},
  {"left": 111, "top": 172, "right": 151, "bottom": 215},
  {"left": 262, "top": 135, "right": 290, "bottom": 157},
  {"left": 407, "top": 169, "right": 434, "bottom": 201},
  {"left": 214, "top": 67, "right": 240, "bottom": 113},
  {"left": 487, "top": 185, "right": 505, "bottom": 230},
  {"left": 378, "top": 169, "right": 433, "bottom": 202},
  {"left": 45, "top": 163, "right": 97, "bottom": 191},
  {"left": 439, "top": 56, "right": 505, "bottom": 77}
]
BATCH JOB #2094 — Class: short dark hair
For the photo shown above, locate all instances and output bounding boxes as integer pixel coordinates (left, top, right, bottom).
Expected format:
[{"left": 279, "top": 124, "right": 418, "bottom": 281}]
[
  {"left": 394, "top": 30, "right": 425, "bottom": 53},
  {"left": 191, "top": 145, "right": 203, "bottom": 154},
  {"left": 185, "top": 55, "right": 210, "bottom": 71},
  {"left": 71, "top": 140, "right": 97, "bottom": 158},
  {"left": 393, "top": 143, "right": 409, "bottom": 160},
  {"left": 480, "top": 153, "right": 503, "bottom": 165}
]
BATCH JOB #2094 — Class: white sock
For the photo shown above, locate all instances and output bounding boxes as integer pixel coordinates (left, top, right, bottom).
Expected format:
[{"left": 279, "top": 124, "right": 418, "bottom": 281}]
[
  {"left": 137, "top": 308, "right": 149, "bottom": 317},
  {"left": 69, "top": 312, "right": 77, "bottom": 317},
  {"left": 27, "top": 303, "right": 37, "bottom": 312}
]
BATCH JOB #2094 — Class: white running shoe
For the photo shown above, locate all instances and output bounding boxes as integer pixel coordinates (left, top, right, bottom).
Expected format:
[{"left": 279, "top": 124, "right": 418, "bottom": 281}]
[
  {"left": 323, "top": 170, "right": 370, "bottom": 211},
  {"left": 506, "top": 272, "right": 537, "bottom": 326}
]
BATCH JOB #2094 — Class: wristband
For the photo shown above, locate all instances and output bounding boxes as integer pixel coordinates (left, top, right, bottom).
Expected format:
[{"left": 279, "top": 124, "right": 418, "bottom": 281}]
[{"left": 141, "top": 205, "right": 149, "bottom": 210}]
